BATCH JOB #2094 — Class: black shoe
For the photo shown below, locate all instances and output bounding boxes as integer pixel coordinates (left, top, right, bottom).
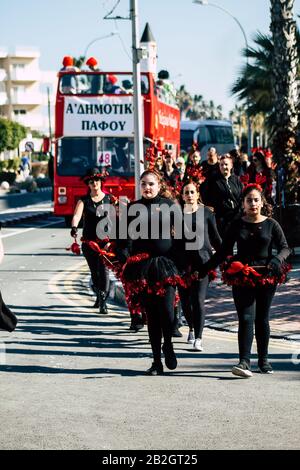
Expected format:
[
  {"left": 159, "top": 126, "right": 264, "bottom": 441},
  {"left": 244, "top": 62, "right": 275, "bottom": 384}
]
[
  {"left": 232, "top": 360, "right": 253, "bottom": 378},
  {"left": 129, "top": 314, "right": 144, "bottom": 331},
  {"left": 162, "top": 343, "right": 177, "bottom": 370},
  {"left": 98, "top": 291, "right": 108, "bottom": 314},
  {"left": 172, "top": 328, "right": 183, "bottom": 338},
  {"left": 146, "top": 362, "right": 164, "bottom": 376},
  {"left": 258, "top": 359, "right": 274, "bottom": 374},
  {"left": 93, "top": 296, "right": 100, "bottom": 308}
]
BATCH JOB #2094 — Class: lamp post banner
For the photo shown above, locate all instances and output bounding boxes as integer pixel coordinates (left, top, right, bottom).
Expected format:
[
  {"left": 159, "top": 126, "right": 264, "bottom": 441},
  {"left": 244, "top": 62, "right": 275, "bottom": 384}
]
[{"left": 63, "top": 96, "right": 138, "bottom": 137}]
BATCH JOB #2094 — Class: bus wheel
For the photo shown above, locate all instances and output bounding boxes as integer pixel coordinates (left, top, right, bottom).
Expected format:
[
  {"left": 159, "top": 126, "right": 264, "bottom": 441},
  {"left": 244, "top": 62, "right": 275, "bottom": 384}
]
[{"left": 64, "top": 216, "right": 72, "bottom": 227}]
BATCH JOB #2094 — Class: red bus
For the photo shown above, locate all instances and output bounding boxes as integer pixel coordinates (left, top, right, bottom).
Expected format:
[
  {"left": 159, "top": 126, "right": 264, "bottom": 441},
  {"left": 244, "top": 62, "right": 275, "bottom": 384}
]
[{"left": 54, "top": 70, "right": 180, "bottom": 224}]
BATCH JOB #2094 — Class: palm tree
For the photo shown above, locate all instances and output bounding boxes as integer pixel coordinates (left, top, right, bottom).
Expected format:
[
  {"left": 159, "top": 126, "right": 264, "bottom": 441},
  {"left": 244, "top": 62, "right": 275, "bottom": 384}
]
[
  {"left": 176, "top": 85, "right": 193, "bottom": 119},
  {"left": 270, "top": 0, "right": 299, "bottom": 164},
  {"left": 230, "top": 27, "right": 300, "bottom": 142}
]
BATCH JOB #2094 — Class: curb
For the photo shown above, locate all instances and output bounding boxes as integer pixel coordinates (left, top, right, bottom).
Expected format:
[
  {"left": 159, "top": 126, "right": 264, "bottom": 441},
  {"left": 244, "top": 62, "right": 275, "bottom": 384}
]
[{"left": 0, "top": 210, "right": 51, "bottom": 226}]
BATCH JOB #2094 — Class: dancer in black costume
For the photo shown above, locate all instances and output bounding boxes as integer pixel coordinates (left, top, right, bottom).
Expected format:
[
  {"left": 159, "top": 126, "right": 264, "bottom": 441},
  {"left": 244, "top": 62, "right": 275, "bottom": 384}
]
[
  {"left": 119, "top": 169, "right": 183, "bottom": 375},
  {"left": 203, "top": 184, "right": 291, "bottom": 377},
  {"left": 177, "top": 180, "right": 222, "bottom": 350},
  {"left": 71, "top": 168, "right": 114, "bottom": 314}
]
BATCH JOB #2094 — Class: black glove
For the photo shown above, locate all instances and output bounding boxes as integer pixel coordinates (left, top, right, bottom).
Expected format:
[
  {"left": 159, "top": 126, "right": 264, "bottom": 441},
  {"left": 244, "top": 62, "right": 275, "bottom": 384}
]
[
  {"left": 267, "top": 257, "right": 282, "bottom": 277},
  {"left": 70, "top": 226, "right": 78, "bottom": 238}
]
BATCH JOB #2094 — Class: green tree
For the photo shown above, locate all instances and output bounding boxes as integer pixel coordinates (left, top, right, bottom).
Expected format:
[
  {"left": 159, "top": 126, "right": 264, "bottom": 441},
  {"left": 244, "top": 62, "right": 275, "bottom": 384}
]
[
  {"left": 0, "top": 118, "right": 26, "bottom": 153},
  {"left": 230, "top": 28, "right": 300, "bottom": 138}
]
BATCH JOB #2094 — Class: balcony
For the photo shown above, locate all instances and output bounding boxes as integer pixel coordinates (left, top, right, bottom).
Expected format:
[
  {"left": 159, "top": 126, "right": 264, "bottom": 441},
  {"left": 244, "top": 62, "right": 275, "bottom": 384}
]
[
  {"left": 0, "top": 92, "right": 7, "bottom": 105},
  {"left": 0, "top": 69, "right": 7, "bottom": 81},
  {"left": 10, "top": 69, "right": 41, "bottom": 82},
  {"left": 11, "top": 91, "right": 43, "bottom": 106},
  {"left": 13, "top": 49, "right": 40, "bottom": 59}
]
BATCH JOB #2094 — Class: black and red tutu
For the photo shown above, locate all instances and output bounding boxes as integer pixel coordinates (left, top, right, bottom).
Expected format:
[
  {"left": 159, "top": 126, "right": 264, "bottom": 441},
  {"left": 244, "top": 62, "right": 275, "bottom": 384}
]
[
  {"left": 121, "top": 253, "right": 185, "bottom": 314},
  {"left": 220, "top": 256, "right": 291, "bottom": 288}
]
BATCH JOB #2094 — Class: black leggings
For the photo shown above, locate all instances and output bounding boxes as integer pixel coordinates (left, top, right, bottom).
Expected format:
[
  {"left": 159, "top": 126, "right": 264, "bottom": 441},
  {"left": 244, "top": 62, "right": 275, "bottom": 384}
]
[
  {"left": 144, "top": 286, "right": 176, "bottom": 364},
  {"left": 82, "top": 243, "right": 110, "bottom": 296},
  {"left": 178, "top": 276, "right": 209, "bottom": 339},
  {"left": 232, "top": 285, "right": 277, "bottom": 363}
]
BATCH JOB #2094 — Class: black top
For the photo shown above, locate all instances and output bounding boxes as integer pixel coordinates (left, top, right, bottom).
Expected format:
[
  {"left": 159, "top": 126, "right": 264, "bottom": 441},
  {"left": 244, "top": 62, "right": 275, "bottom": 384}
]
[
  {"left": 207, "top": 217, "right": 290, "bottom": 269},
  {"left": 200, "top": 161, "right": 220, "bottom": 180},
  {"left": 81, "top": 193, "right": 112, "bottom": 240},
  {"left": 201, "top": 174, "right": 243, "bottom": 222},
  {"left": 175, "top": 206, "right": 222, "bottom": 271},
  {"left": 120, "top": 195, "right": 181, "bottom": 259}
]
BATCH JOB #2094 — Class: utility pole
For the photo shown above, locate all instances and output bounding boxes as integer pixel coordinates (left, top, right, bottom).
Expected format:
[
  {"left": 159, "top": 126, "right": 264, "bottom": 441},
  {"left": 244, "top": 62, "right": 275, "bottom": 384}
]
[
  {"left": 130, "top": 0, "right": 144, "bottom": 199},
  {"left": 47, "top": 87, "right": 52, "bottom": 142}
]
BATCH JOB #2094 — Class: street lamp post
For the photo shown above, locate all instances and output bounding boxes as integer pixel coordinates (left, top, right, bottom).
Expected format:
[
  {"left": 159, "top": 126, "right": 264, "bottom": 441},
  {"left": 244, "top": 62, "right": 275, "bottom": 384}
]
[
  {"left": 193, "top": 0, "right": 252, "bottom": 155},
  {"left": 83, "top": 33, "right": 117, "bottom": 61},
  {"left": 130, "top": 0, "right": 144, "bottom": 199}
]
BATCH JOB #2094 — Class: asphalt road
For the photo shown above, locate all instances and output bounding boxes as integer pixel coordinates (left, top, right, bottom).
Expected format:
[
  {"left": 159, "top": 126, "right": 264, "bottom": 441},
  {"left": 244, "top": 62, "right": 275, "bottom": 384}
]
[{"left": 0, "top": 217, "right": 299, "bottom": 450}]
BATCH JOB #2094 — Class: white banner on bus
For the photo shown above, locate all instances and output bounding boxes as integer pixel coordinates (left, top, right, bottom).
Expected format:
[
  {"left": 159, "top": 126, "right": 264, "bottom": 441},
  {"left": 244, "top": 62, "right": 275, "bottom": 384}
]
[{"left": 63, "top": 96, "right": 135, "bottom": 137}]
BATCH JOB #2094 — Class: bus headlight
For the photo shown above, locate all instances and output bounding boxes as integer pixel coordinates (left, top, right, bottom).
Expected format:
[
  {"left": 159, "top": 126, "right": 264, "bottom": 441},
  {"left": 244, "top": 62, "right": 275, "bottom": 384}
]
[{"left": 58, "top": 196, "right": 67, "bottom": 204}]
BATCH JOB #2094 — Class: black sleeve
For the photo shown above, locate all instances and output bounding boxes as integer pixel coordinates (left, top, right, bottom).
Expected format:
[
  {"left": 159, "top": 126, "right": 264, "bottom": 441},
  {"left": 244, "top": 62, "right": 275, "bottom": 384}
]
[
  {"left": 207, "top": 209, "right": 222, "bottom": 251},
  {"left": 205, "top": 220, "right": 238, "bottom": 271},
  {"left": 271, "top": 219, "right": 291, "bottom": 263}
]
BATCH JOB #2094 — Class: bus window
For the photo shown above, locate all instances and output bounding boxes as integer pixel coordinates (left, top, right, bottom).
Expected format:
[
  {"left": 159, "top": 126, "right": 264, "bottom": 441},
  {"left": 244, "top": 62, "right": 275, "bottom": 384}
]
[
  {"left": 180, "top": 130, "right": 195, "bottom": 152},
  {"left": 197, "top": 127, "right": 208, "bottom": 149},
  {"left": 97, "top": 137, "right": 135, "bottom": 175},
  {"left": 57, "top": 137, "right": 96, "bottom": 176},
  {"left": 59, "top": 74, "right": 149, "bottom": 95},
  {"left": 207, "top": 126, "right": 234, "bottom": 145}
]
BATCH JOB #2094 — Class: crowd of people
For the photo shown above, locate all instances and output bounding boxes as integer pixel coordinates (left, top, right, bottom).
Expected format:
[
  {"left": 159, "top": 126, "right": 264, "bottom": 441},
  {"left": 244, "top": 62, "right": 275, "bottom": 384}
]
[{"left": 70, "top": 143, "right": 291, "bottom": 379}]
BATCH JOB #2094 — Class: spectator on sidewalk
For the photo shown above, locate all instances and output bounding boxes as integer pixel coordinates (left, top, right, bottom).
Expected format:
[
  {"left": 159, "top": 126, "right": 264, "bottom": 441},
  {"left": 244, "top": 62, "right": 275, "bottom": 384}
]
[{"left": 202, "top": 183, "right": 291, "bottom": 378}]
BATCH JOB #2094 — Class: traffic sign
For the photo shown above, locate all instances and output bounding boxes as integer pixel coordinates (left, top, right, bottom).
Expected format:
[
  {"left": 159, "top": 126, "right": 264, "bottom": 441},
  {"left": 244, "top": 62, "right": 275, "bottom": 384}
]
[{"left": 25, "top": 141, "right": 34, "bottom": 152}]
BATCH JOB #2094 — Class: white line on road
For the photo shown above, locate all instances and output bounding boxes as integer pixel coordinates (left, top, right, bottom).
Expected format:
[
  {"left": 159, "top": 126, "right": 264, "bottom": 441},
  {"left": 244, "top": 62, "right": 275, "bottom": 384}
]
[{"left": 1, "top": 219, "right": 63, "bottom": 239}]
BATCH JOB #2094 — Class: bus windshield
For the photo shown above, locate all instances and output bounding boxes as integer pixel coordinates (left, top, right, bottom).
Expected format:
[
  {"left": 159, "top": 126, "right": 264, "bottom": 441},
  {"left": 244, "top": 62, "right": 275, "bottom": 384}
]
[
  {"left": 59, "top": 73, "right": 149, "bottom": 96},
  {"left": 57, "top": 136, "right": 135, "bottom": 177}
]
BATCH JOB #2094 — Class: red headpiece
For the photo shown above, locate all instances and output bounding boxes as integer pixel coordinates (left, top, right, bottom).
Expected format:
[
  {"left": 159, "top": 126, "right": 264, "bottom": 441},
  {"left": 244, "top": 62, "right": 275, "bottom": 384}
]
[
  {"left": 62, "top": 56, "right": 74, "bottom": 67},
  {"left": 243, "top": 183, "right": 263, "bottom": 193},
  {"left": 108, "top": 74, "right": 117, "bottom": 85},
  {"left": 86, "top": 57, "right": 98, "bottom": 67}
]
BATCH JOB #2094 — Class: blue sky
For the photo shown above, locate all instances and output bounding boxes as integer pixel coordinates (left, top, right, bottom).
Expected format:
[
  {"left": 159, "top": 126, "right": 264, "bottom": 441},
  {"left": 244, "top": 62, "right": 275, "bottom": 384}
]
[{"left": 1, "top": 0, "right": 300, "bottom": 116}]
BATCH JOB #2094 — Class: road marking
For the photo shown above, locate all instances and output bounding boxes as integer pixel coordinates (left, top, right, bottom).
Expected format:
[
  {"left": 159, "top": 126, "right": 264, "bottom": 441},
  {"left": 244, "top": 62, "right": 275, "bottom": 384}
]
[
  {"left": 1, "top": 219, "right": 63, "bottom": 238},
  {"left": 48, "top": 263, "right": 299, "bottom": 353}
]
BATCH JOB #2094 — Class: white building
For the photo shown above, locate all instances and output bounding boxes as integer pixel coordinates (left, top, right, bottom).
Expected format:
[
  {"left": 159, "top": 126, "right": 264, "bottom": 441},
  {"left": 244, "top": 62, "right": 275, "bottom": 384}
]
[{"left": 0, "top": 47, "right": 56, "bottom": 136}]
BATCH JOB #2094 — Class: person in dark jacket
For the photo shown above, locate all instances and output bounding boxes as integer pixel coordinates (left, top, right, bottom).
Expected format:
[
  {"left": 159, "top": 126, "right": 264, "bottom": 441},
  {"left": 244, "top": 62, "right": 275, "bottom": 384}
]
[{"left": 201, "top": 154, "right": 243, "bottom": 237}]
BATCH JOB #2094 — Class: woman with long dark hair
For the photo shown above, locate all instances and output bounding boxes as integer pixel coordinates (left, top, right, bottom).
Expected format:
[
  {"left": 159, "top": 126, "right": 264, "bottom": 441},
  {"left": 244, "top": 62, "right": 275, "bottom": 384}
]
[
  {"left": 70, "top": 168, "right": 114, "bottom": 314},
  {"left": 177, "top": 180, "right": 222, "bottom": 350},
  {"left": 119, "top": 169, "right": 184, "bottom": 375},
  {"left": 247, "top": 151, "right": 275, "bottom": 203},
  {"left": 203, "top": 184, "right": 291, "bottom": 377}
]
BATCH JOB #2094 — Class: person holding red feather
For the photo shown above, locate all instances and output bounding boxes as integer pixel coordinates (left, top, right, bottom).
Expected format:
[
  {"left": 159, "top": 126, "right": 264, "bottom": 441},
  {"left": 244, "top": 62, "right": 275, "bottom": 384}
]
[
  {"left": 202, "top": 183, "right": 291, "bottom": 378},
  {"left": 70, "top": 168, "right": 115, "bottom": 314},
  {"left": 117, "top": 169, "right": 184, "bottom": 376}
]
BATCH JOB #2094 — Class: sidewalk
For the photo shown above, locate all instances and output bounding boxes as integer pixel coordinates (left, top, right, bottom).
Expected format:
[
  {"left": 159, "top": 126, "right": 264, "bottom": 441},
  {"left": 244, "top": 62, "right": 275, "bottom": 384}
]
[{"left": 109, "top": 258, "right": 300, "bottom": 343}]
